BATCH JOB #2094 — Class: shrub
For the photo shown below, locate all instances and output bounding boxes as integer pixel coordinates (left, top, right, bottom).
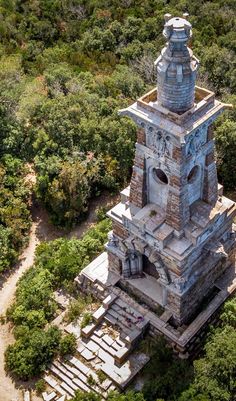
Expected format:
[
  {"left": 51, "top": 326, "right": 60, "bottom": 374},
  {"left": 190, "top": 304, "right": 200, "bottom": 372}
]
[
  {"left": 35, "top": 379, "right": 46, "bottom": 394},
  {"left": 59, "top": 333, "right": 77, "bottom": 356},
  {"left": 81, "top": 312, "right": 93, "bottom": 329}
]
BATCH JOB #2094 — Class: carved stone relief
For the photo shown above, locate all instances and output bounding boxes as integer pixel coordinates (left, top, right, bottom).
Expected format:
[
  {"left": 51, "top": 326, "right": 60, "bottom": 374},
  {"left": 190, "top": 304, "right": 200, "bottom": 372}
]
[
  {"left": 147, "top": 128, "right": 172, "bottom": 157},
  {"left": 186, "top": 127, "right": 207, "bottom": 157}
]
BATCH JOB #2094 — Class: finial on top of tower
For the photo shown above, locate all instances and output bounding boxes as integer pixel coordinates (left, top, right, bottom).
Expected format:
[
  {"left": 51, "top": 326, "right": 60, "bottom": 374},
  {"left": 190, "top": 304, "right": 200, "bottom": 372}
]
[{"left": 155, "top": 14, "right": 199, "bottom": 114}]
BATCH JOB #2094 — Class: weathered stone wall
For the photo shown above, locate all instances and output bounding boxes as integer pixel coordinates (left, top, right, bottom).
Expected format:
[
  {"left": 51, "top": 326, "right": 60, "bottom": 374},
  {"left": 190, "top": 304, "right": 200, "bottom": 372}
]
[
  {"left": 113, "top": 221, "right": 129, "bottom": 240},
  {"left": 108, "top": 252, "right": 122, "bottom": 274},
  {"left": 166, "top": 239, "right": 235, "bottom": 324}
]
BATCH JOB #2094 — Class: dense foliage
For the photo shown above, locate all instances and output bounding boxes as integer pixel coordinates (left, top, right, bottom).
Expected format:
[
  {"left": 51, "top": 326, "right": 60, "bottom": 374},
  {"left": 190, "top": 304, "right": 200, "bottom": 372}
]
[
  {"left": 0, "top": 0, "right": 235, "bottom": 231},
  {"left": 5, "top": 218, "right": 111, "bottom": 379},
  {"left": 0, "top": 155, "right": 31, "bottom": 272}
]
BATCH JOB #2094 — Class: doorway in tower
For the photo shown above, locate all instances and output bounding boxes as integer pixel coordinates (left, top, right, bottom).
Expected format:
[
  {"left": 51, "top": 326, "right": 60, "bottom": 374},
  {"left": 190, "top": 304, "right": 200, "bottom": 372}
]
[{"left": 143, "top": 255, "right": 159, "bottom": 279}]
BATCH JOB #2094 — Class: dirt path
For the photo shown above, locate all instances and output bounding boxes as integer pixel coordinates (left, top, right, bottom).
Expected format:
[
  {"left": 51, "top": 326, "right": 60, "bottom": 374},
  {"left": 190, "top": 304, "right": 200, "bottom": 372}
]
[
  {"left": 0, "top": 191, "right": 118, "bottom": 401},
  {"left": 0, "top": 222, "right": 39, "bottom": 401}
]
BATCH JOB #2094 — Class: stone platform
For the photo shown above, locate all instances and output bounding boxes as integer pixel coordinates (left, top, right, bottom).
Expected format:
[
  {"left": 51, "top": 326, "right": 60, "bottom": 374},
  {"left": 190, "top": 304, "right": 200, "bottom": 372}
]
[{"left": 76, "top": 251, "right": 236, "bottom": 357}]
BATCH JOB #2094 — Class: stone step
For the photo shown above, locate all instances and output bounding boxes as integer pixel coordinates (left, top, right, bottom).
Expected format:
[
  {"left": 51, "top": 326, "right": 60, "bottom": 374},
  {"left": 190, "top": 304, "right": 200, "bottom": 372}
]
[
  {"left": 44, "top": 375, "right": 67, "bottom": 397},
  {"left": 114, "top": 346, "right": 131, "bottom": 364},
  {"left": 90, "top": 335, "right": 117, "bottom": 357},
  {"left": 100, "top": 352, "right": 150, "bottom": 390},
  {"left": 113, "top": 299, "right": 144, "bottom": 323},
  {"left": 66, "top": 355, "right": 90, "bottom": 375},
  {"left": 123, "top": 329, "right": 143, "bottom": 347},
  {"left": 55, "top": 396, "right": 66, "bottom": 401},
  {"left": 52, "top": 361, "right": 74, "bottom": 380},
  {"left": 110, "top": 340, "right": 122, "bottom": 352},
  {"left": 97, "top": 347, "right": 116, "bottom": 365},
  {"left": 60, "top": 381, "right": 75, "bottom": 397},
  {"left": 61, "top": 362, "right": 87, "bottom": 382},
  {"left": 61, "top": 361, "right": 101, "bottom": 394},
  {"left": 84, "top": 339, "right": 100, "bottom": 354},
  {"left": 72, "top": 377, "right": 90, "bottom": 392},
  {"left": 107, "top": 308, "right": 137, "bottom": 332},
  {"left": 54, "top": 385, "right": 67, "bottom": 398},
  {"left": 49, "top": 365, "right": 78, "bottom": 392},
  {"left": 104, "top": 312, "right": 132, "bottom": 335},
  {"left": 81, "top": 322, "right": 97, "bottom": 338}
]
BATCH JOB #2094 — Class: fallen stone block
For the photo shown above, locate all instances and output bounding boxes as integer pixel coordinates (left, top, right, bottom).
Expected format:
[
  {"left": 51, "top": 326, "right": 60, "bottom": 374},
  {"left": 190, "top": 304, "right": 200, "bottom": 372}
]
[
  {"left": 24, "top": 391, "right": 30, "bottom": 401},
  {"left": 93, "top": 306, "right": 106, "bottom": 323},
  {"left": 102, "top": 294, "right": 117, "bottom": 309},
  {"left": 81, "top": 348, "right": 96, "bottom": 361},
  {"left": 102, "top": 334, "right": 114, "bottom": 346},
  {"left": 42, "top": 391, "right": 57, "bottom": 401},
  {"left": 81, "top": 322, "right": 97, "bottom": 338},
  {"left": 56, "top": 396, "right": 66, "bottom": 401},
  {"left": 114, "top": 346, "right": 130, "bottom": 364}
]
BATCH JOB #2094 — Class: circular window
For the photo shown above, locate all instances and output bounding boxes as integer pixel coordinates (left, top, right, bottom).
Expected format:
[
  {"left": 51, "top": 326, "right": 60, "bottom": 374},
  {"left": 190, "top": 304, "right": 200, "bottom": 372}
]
[
  {"left": 187, "top": 165, "right": 199, "bottom": 184},
  {"left": 153, "top": 168, "right": 168, "bottom": 185}
]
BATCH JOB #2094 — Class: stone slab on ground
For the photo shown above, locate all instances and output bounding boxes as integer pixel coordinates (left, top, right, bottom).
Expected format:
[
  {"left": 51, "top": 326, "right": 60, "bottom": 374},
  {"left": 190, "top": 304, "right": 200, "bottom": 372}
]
[
  {"left": 81, "top": 348, "right": 96, "bottom": 361},
  {"left": 42, "top": 392, "right": 57, "bottom": 401},
  {"left": 54, "top": 385, "right": 67, "bottom": 397},
  {"left": 49, "top": 365, "right": 78, "bottom": 392},
  {"left": 54, "top": 290, "right": 73, "bottom": 310},
  {"left": 93, "top": 306, "right": 107, "bottom": 322},
  {"left": 24, "top": 391, "right": 31, "bottom": 401},
  {"left": 100, "top": 352, "right": 150, "bottom": 389},
  {"left": 56, "top": 396, "right": 66, "bottom": 401},
  {"left": 65, "top": 321, "right": 81, "bottom": 339},
  {"left": 102, "top": 334, "right": 114, "bottom": 346},
  {"left": 44, "top": 375, "right": 58, "bottom": 388},
  {"left": 60, "top": 382, "right": 75, "bottom": 397},
  {"left": 81, "top": 322, "right": 97, "bottom": 338},
  {"left": 52, "top": 361, "right": 74, "bottom": 380},
  {"left": 66, "top": 355, "right": 90, "bottom": 375},
  {"left": 72, "top": 377, "right": 90, "bottom": 392}
]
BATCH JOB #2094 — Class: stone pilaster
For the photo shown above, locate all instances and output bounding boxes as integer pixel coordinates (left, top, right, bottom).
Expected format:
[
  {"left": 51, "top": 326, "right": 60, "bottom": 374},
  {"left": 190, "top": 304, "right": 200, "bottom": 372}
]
[
  {"left": 166, "top": 187, "right": 190, "bottom": 231},
  {"left": 113, "top": 221, "right": 129, "bottom": 240},
  {"left": 129, "top": 151, "right": 147, "bottom": 209},
  {"left": 203, "top": 150, "right": 218, "bottom": 205}
]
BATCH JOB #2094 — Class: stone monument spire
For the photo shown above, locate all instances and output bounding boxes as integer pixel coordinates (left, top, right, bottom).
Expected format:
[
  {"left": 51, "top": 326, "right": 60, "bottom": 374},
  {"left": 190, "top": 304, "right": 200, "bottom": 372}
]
[
  {"left": 155, "top": 13, "right": 199, "bottom": 113},
  {"left": 77, "top": 15, "right": 236, "bottom": 362}
]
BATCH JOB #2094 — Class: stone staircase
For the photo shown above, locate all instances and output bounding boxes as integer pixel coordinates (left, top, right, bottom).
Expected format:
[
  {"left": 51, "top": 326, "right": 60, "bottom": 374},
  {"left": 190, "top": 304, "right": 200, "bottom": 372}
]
[{"left": 43, "top": 293, "right": 150, "bottom": 400}]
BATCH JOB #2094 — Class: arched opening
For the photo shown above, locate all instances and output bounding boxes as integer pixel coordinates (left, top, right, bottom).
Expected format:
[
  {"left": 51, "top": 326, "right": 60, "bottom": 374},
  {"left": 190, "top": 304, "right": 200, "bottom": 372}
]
[
  {"left": 187, "top": 165, "right": 199, "bottom": 184},
  {"left": 153, "top": 168, "right": 168, "bottom": 185}
]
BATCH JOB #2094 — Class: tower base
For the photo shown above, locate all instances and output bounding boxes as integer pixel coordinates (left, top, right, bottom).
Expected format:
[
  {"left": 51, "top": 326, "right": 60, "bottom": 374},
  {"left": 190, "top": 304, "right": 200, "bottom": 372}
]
[{"left": 76, "top": 250, "right": 236, "bottom": 357}]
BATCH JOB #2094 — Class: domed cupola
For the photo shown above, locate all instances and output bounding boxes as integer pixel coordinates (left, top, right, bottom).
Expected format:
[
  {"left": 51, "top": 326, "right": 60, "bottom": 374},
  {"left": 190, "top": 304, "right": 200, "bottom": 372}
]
[{"left": 155, "top": 13, "right": 199, "bottom": 113}]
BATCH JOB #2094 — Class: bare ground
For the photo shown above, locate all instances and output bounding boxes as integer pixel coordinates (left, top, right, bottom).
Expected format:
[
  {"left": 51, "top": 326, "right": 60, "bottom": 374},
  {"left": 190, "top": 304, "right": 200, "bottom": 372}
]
[{"left": 0, "top": 191, "right": 118, "bottom": 401}]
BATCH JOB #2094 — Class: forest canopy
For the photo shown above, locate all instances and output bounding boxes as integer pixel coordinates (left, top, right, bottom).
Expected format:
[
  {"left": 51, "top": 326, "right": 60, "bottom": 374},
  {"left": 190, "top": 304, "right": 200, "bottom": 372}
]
[{"left": 0, "top": 1, "right": 236, "bottom": 401}]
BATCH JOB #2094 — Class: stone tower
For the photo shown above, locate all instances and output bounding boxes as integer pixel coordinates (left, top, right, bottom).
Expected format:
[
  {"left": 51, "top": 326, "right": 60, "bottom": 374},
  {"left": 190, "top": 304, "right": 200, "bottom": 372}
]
[{"left": 105, "top": 14, "right": 236, "bottom": 326}]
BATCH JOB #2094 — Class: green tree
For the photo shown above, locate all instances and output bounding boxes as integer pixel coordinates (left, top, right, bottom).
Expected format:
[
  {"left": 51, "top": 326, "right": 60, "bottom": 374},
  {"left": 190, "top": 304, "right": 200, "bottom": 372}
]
[
  {"left": 5, "top": 326, "right": 61, "bottom": 380},
  {"left": 59, "top": 333, "right": 77, "bottom": 356},
  {"left": 215, "top": 119, "right": 236, "bottom": 190}
]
